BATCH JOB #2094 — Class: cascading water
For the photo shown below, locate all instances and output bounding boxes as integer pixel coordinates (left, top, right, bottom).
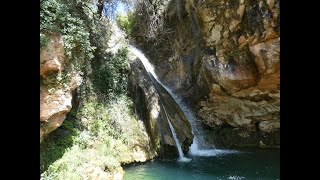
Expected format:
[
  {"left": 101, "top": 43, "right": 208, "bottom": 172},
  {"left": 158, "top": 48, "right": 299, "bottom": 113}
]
[
  {"left": 129, "top": 45, "right": 190, "bottom": 161},
  {"left": 162, "top": 101, "right": 191, "bottom": 162},
  {"left": 128, "top": 46, "right": 159, "bottom": 80},
  {"left": 128, "top": 45, "right": 237, "bottom": 160},
  {"left": 166, "top": 91, "right": 237, "bottom": 156}
]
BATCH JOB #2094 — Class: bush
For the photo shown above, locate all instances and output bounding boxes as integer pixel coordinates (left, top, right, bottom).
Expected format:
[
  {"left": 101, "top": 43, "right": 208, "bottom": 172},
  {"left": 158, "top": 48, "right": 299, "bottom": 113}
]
[
  {"left": 91, "top": 47, "right": 129, "bottom": 98},
  {"left": 40, "top": 0, "right": 94, "bottom": 62},
  {"left": 40, "top": 118, "right": 78, "bottom": 174},
  {"left": 116, "top": 11, "right": 136, "bottom": 36},
  {"left": 40, "top": 95, "right": 147, "bottom": 179},
  {"left": 40, "top": 33, "right": 49, "bottom": 49}
]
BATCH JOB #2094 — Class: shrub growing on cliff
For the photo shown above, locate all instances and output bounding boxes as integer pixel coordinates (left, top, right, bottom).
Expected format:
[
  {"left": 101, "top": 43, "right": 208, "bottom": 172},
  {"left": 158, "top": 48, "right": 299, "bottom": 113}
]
[
  {"left": 40, "top": 95, "right": 149, "bottom": 179},
  {"left": 116, "top": 11, "right": 136, "bottom": 36},
  {"left": 40, "top": 0, "right": 94, "bottom": 62},
  {"left": 40, "top": 33, "right": 48, "bottom": 49},
  {"left": 91, "top": 47, "right": 129, "bottom": 98},
  {"left": 40, "top": 0, "right": 128, "bottom": 96},
  {"left": 40, "top": 118, "right": 78, "bottom": 174},
  {"left": 40, "top": 0, "right": 147, "bottom": 178}
]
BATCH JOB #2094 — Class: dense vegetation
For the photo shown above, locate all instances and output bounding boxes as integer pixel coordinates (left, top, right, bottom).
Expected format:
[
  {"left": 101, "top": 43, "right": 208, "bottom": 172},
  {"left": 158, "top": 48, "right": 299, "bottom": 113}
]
[
  {"left": 40, "top": 95, "right": 149, "bottom": 179},
  {"left": 40, "top": 0, "right": 132, "bottom": 100},
  {"left": 40, "top": 0, "right": 94, "bottom": 61},
  {"left": 115, "top": 10, "right": 135, "bottom": 35},
  {"left": 40, "top": 0, "right": 144, "bottom": 179}
]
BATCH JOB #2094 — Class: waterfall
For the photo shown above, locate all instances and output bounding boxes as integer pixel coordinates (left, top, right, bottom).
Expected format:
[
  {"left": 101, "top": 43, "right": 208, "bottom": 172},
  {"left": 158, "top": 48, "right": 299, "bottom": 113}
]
[
  {"left": 165, "top": 91, "right": 236, "bottom": 156},
  {"left": 129, "top": 45, "right": 237, "bottom": 159},
  {"left": 128, "top": 46, "right": 159, "bottom": 81},
  {"left": 129, "top": 45, "right": 190, "bottom": 161},
  {"left": 162, "top": 101, "right": 191, "bottom": 162}
]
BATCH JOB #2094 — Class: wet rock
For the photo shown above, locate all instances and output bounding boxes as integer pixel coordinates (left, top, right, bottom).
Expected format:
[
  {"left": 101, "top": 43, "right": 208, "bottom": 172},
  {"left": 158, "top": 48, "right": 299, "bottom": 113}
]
[{"left": 128, "top": 58, "right": 193, "bottom": 154}]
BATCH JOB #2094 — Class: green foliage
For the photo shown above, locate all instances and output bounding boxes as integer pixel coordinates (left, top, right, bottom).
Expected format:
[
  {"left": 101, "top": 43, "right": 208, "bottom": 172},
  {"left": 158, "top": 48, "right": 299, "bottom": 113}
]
[
  {"left": 225, "top": 44, "right": 250, "bottom": 68},
  {"left": 41, "top": 146, "right": 85, "bottom": 180},
  {"left": 40, "top": 95, "right": 149, "bottom": 179},
  {"left": 116, "top": 11, "right": 136, "bottom": 36},
  {"left": 40, "top": 1, "right": 151, "bottom": 179},
  {"left": 40, "top": 0, "right": 94, "bottom": 63},
  {"left": 40, "top": 0, "right": 63, "bottom": 33},
  {"left": 40, "top": 72, "right": 70, "bottom": 94},
  {"left": 40, "top": 33, "right": 49, "bottom": 49},
  {"left": 79, "top": 96, "right": 133, "bottom": 141},
  {"left": 92, "top": 47, "right": 129, "bottom": 98},
  {"left": 40, "top": 118, "right": 78, "bottom": 174}
]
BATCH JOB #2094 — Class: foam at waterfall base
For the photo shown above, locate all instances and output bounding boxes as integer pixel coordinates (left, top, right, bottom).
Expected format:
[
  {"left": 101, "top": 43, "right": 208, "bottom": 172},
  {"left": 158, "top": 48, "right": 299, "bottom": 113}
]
[
  {"left": 129, "top": 45, "right": 239, "bottom": 160},
  {"left": 189, "top": 149, "right": 239, "bottom": 157},
  {"left": 178, "top": 157, "right": 192, "bottom": 162}
]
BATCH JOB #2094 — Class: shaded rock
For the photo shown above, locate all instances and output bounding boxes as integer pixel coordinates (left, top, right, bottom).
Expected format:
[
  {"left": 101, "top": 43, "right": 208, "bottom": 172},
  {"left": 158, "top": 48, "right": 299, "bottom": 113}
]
[
  {"left": 128, "top": 58, "right": 193, "bottom": 155},
  {"left": 249, "top": 37, "right": 280, "bottom": 74},
  {"left": 205, "top": 126, "right": 280, "bottom": 148},
  {"left": 259, "top": 121, "right": 280, "bottom": 132}
]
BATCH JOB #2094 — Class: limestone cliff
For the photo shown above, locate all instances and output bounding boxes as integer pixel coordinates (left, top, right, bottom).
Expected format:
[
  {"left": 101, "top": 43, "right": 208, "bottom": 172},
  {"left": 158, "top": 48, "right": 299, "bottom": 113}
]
[
  {"left": 132, "top": 0, "right": 280, "bottom": 147},
  {"left": 41, "top": 25, "right": 188, "bottom": 179},
  {"left": 40, "top": 32, "right": 154, "bottom": 179},
  {"left": 40, "top": 34, "right": 83, "bottom": 143}
]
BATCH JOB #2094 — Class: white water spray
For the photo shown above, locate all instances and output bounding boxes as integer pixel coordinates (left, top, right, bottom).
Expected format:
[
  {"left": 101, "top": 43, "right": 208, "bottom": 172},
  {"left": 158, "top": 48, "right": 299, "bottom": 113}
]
[
  {"left": 129, "top": 45, "right": 191, "bottom": 161},
  {"left": 129, "top": 45, "right": 238, "bottom": 158},
  {"left": 164, "top": 88, "right": 238, "bottom": 156},
  {"left": 129, "top": 45, "right": 159, "bottom": 80}
]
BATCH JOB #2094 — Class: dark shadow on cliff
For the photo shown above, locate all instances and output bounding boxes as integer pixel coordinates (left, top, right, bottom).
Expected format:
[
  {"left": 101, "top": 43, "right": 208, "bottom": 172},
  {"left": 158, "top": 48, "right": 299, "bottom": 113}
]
[{"left": 40, "top": 90, "right": 80, "bottom": 174}]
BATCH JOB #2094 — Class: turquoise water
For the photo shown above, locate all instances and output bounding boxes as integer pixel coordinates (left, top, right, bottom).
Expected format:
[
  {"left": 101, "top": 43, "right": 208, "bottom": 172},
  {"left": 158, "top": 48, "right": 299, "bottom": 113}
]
[{"left": 123, "top": 148, "right": 280, "bottom": 180}]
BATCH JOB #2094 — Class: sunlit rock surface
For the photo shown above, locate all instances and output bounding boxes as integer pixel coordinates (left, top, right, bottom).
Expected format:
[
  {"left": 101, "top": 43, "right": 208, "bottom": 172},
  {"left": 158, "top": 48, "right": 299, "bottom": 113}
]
[
  {"left": 40, "top": 34, "right": 83, "bottom": 143},
  {"left": 132, "top": 0, "right": 280, "bottom": 147}
]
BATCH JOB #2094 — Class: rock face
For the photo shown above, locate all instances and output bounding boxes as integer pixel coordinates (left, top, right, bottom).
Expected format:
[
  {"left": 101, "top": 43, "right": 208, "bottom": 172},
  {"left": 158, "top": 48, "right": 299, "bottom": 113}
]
[
  {"left": 40, "top": 27, "right": 162, "bottom": 180},
  {"left": 40, "top": 34, "right": 82, "bottom": 143},
  {"left": 196, "top": 0, "right": 280, "bottom": 147},
  {"left": 133, "top": 0, "right": 280, "bottom": 147},
  {"left": 128, "top": 57, "right": 193, "bottom": 154},
  {"left": 40, "top": 35, "right": 65, "bottom": 78}
]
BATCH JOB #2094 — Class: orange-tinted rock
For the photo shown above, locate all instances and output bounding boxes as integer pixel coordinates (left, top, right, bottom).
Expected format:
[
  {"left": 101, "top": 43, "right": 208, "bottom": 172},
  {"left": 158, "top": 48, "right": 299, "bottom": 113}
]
[
  {"left": 249, "top": 37, "right": 280, "bottom": 74},
  {"left": 40, "top": 34, "right": 82, "bottom": 143},
  {"left": 40, "top": 34, "right": 65, "bottom": 78},
  {"left": 132, "top": 0, "right": 280, "bottom": 147}
]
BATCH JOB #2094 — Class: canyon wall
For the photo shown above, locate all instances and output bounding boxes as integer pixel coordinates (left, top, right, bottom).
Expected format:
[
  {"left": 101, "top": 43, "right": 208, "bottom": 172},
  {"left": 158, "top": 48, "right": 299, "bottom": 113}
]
[{"left": 132, "top": 0, "right": 280, "bottom": 147}]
